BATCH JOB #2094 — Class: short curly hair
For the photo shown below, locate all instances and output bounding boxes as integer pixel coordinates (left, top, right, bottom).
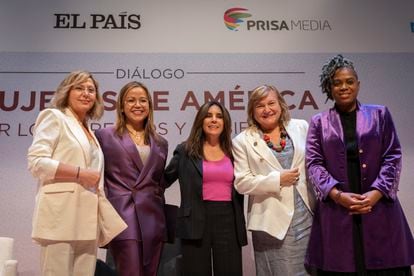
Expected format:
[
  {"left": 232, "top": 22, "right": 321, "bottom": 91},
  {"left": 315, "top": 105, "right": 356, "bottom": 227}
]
[{"left": 320, "top": 54, "right": 358, "bottom": 101}]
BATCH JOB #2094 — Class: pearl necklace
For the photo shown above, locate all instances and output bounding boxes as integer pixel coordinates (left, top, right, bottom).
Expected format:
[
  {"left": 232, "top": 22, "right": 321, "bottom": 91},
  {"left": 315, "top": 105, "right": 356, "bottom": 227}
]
[{"left": 263, "top": 129, "right": 287, "bottom": 152}]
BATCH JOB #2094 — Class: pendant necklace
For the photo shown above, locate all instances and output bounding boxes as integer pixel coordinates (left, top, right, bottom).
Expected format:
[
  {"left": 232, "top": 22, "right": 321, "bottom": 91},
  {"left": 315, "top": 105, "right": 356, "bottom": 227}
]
[{"left": 126, "top": 125, "right": 145, "bottom": 145}]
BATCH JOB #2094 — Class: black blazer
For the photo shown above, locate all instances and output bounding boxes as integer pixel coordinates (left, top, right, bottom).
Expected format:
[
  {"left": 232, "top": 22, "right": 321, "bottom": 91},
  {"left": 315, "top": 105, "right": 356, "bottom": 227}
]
[{"left": 164, "top": 143, "right": 247, "bottom": 246}]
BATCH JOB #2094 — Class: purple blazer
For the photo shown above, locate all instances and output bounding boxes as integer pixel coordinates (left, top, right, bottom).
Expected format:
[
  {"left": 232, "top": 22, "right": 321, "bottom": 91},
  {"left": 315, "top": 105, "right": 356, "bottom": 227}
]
[
  {"left": 305, "top": 103, "right": 414, "bottom": 272},
  {"left": 95, "top": 127, "right": 168, "bottom": 265}
]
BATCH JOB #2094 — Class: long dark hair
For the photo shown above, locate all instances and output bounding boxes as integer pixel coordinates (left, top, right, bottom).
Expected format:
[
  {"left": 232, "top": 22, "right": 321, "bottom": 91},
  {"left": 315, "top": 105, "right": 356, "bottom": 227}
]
[{"left": 184, "top": 101, "right": 233, "bottom": 160}]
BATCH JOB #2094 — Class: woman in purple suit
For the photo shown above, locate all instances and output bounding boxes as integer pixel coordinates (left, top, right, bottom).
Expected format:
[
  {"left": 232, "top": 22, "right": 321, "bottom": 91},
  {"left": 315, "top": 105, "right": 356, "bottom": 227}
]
[
  {"left": 305, "top": 54, "right": 414, "bottom": 275},
  {"left": 95, "top": 81, "right": 168, "bottom": 276}
]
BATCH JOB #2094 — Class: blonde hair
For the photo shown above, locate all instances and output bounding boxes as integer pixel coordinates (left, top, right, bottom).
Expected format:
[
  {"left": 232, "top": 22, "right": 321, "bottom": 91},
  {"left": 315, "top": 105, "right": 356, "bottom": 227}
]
[
  {"left": 247, "top": 85, "right": 290, "bottom": 130},
  {"left": 50, "top": 70, "right": 104, "bottom": 120}
]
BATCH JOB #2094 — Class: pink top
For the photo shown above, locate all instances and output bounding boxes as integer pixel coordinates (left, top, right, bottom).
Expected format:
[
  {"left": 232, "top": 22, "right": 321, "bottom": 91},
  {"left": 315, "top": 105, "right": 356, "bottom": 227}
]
[{"left": 202, "top": 155, "right": 233, "bottom": 201}]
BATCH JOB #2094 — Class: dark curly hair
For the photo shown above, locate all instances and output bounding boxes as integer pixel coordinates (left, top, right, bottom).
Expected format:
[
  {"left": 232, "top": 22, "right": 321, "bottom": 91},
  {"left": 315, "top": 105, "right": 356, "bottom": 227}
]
[{"left": 320, "top": 54, "right": 358, "bottom": 102}]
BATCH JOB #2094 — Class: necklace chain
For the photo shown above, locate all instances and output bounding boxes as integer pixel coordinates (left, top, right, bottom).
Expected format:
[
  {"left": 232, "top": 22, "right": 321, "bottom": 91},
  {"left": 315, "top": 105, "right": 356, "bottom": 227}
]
[
  {"left": 126, "top": 125, "right": 145, "bottom": 144},
  {"left": 263, "top": 129, "right": 287, "bottom": 152}
]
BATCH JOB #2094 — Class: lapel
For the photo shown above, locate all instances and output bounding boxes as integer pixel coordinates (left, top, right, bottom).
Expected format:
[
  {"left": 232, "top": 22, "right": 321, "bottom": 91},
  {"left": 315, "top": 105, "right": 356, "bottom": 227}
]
[
  {"left": 191, "top": 156, "right": 202, "bottom": 177},
  {"left": 189, "top": 155, "right": 203, "bottom": 197},
  {"left": 134, "top": 135, "right": 161, "bottom": 186},
  {"left": 64, "top": 108, "right": 90, "bottom": 166},
  {"left": 285, "top": 122, "right": 298, "bottom": 168},
  {"left": 119, "top": 131, "right": 144, "bottom": 174},
  {"left": 89, "top": 129, "right": 104, "bottom": 178},
  {"left": 328, "top": 107, "right": 345, "bottom": 145},
  {"left": 355, "top": 102, "right": 363, "bottom": 143},
  {"left": 245, "top": 129, "right": 282, "bottom": 170}
]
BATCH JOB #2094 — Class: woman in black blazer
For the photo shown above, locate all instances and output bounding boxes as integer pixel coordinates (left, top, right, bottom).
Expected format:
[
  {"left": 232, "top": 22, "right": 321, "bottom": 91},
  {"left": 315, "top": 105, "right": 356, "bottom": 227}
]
[{"left": 164, "top": 101, "right": 247, "bottom": 276}]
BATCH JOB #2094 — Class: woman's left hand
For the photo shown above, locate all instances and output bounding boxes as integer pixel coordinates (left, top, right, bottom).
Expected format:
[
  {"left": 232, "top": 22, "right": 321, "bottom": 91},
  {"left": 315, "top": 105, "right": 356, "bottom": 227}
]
[{"left": 280, "top": 168, "right": 300, "bottom": 187}]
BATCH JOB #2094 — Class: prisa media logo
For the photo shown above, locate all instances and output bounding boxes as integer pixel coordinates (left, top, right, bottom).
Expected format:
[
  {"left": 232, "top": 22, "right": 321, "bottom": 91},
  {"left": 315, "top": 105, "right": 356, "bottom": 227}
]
[
  {"left": 223, "top": 8, "right": 252, "bottom": 31},
  {"left": 224, "top": 7, "right": 331, "bottom": 32}
]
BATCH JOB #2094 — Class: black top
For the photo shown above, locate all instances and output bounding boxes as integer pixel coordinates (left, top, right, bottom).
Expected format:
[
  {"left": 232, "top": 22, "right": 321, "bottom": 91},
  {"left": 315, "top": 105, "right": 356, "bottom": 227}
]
[{"left": 338, "top": 107, "right": 360, "bottom": 194}]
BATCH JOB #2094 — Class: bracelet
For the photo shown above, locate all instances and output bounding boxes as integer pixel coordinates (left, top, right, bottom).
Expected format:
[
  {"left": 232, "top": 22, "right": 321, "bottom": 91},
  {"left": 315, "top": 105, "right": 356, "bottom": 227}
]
[
  {"left": 334, "top": 190, "right": 343, "bottom": 203},
  {"left": 76, "top": 166, "right": 80, "bottom": 180}
]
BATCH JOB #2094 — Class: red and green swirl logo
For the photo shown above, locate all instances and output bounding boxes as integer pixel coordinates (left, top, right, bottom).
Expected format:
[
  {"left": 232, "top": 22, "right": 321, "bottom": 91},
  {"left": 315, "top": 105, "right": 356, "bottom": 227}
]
[{"left": 224, "top": 7, "right": 252, "bottom": 31}]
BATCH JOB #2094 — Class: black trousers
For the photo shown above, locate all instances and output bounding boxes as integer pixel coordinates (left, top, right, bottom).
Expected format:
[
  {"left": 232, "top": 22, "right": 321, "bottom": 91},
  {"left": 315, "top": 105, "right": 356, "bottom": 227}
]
[{"left": 181, "top": 201, "right": 242, "bottom": 276}]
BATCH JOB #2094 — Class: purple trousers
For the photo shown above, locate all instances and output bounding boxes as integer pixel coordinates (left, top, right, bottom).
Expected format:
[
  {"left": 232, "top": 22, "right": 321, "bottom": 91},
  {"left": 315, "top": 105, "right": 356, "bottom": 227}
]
[{"left": 109, "top": 239, "right": 163, "bottom": 276}]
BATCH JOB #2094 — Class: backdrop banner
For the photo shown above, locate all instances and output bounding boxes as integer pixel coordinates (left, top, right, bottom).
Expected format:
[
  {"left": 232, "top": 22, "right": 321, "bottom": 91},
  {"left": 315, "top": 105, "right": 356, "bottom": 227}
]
[{"left": 1, "top": 52, "right": 414, "bottom": 275}]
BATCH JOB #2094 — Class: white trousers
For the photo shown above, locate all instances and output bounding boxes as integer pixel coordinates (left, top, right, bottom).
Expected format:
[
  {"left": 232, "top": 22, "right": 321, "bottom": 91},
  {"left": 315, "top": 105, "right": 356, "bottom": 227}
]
[{"left": 40, "top": 240, "right": 98, "bottom": 276}]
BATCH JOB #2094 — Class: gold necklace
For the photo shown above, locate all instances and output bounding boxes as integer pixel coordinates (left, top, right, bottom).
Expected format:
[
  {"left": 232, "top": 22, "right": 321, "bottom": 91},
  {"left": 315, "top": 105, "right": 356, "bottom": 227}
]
[{"left": 126, "top": 125, "right": 145, "bottom": 145}]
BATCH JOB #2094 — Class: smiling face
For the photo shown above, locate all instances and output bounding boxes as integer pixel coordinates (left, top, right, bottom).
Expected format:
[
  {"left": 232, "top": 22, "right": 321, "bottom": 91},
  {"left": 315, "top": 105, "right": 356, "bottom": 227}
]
[
  {"left": 253, "top": 90, "right": 282, "bottom": 132},
  {"left": 331, "top": 67, "right": 360, "bottom": 112},
  {"left": 67, "top": 78, "right": 97, "bottom": 120},
  {"left": 122, "top": 86, "right": 150, "bottom": 129},
  {"left": 202, "top": 104, "right": 224, "bottom": 139}
]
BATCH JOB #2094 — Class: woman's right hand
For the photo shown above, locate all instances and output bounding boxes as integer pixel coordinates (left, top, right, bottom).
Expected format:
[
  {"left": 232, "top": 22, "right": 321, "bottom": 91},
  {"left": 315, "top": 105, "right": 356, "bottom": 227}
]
[
  {"left": 78, "top": 168, "right": 100, "bottom": 191},
  {"left": 335, "top": 192, "right": 372, "bottom": 214}
]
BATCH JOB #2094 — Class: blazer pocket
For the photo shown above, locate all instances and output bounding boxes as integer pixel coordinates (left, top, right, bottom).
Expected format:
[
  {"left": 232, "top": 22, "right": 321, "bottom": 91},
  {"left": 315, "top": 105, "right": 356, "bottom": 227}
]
[
  {"left": 177, "top": 206, "right": 191, "bottom": 217},
  {"left": 37, "top": 183, "right": 77, "bottom": 224},
  {"left": 42, "top": 183, "right": 76, "bottom": 194}
]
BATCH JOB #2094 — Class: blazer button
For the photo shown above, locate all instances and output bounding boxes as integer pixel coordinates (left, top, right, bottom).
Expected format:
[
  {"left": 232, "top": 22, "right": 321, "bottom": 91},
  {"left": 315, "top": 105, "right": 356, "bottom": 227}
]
[
  {"left": 362, "top": 163, "right": 367, "bottom": 168},
  {"left": 359, "top": 149, "right": 363, "bottom": 154}
]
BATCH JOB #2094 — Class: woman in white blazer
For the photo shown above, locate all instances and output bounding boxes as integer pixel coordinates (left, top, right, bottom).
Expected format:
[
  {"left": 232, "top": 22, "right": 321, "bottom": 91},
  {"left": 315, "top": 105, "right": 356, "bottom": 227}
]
[
  {"left": 232, "top": 85, "right": 315, "bottom": 276},
  {"left": 27, "top": 71, "right": 125, "bottom": 276}
]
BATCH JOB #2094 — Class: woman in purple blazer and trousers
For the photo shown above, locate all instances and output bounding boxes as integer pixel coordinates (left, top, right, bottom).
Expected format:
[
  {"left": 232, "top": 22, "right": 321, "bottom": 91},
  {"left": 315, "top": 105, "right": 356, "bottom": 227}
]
[
  {"left": 305, "top": 55, "right": 414, "bottom": 275},
  {"left": 95, "top": 81, "right": 168, "bottom": 276}
]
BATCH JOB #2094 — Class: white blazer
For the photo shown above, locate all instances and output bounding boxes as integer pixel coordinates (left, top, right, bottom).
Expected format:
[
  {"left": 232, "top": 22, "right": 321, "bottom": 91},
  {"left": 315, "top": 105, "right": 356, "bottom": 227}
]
[
  {"left": 28, "top": 108, "right": 126, "bottom": 245},
  {"left": 232, "top": 119, "right": 315, "bottom": 240}
]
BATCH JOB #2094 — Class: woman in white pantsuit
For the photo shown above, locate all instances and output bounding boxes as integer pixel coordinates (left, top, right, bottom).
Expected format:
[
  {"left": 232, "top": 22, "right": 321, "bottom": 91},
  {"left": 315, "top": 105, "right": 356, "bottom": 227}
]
[{"left": 28, "top": 71, "right": 125, "bottom": 276}]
